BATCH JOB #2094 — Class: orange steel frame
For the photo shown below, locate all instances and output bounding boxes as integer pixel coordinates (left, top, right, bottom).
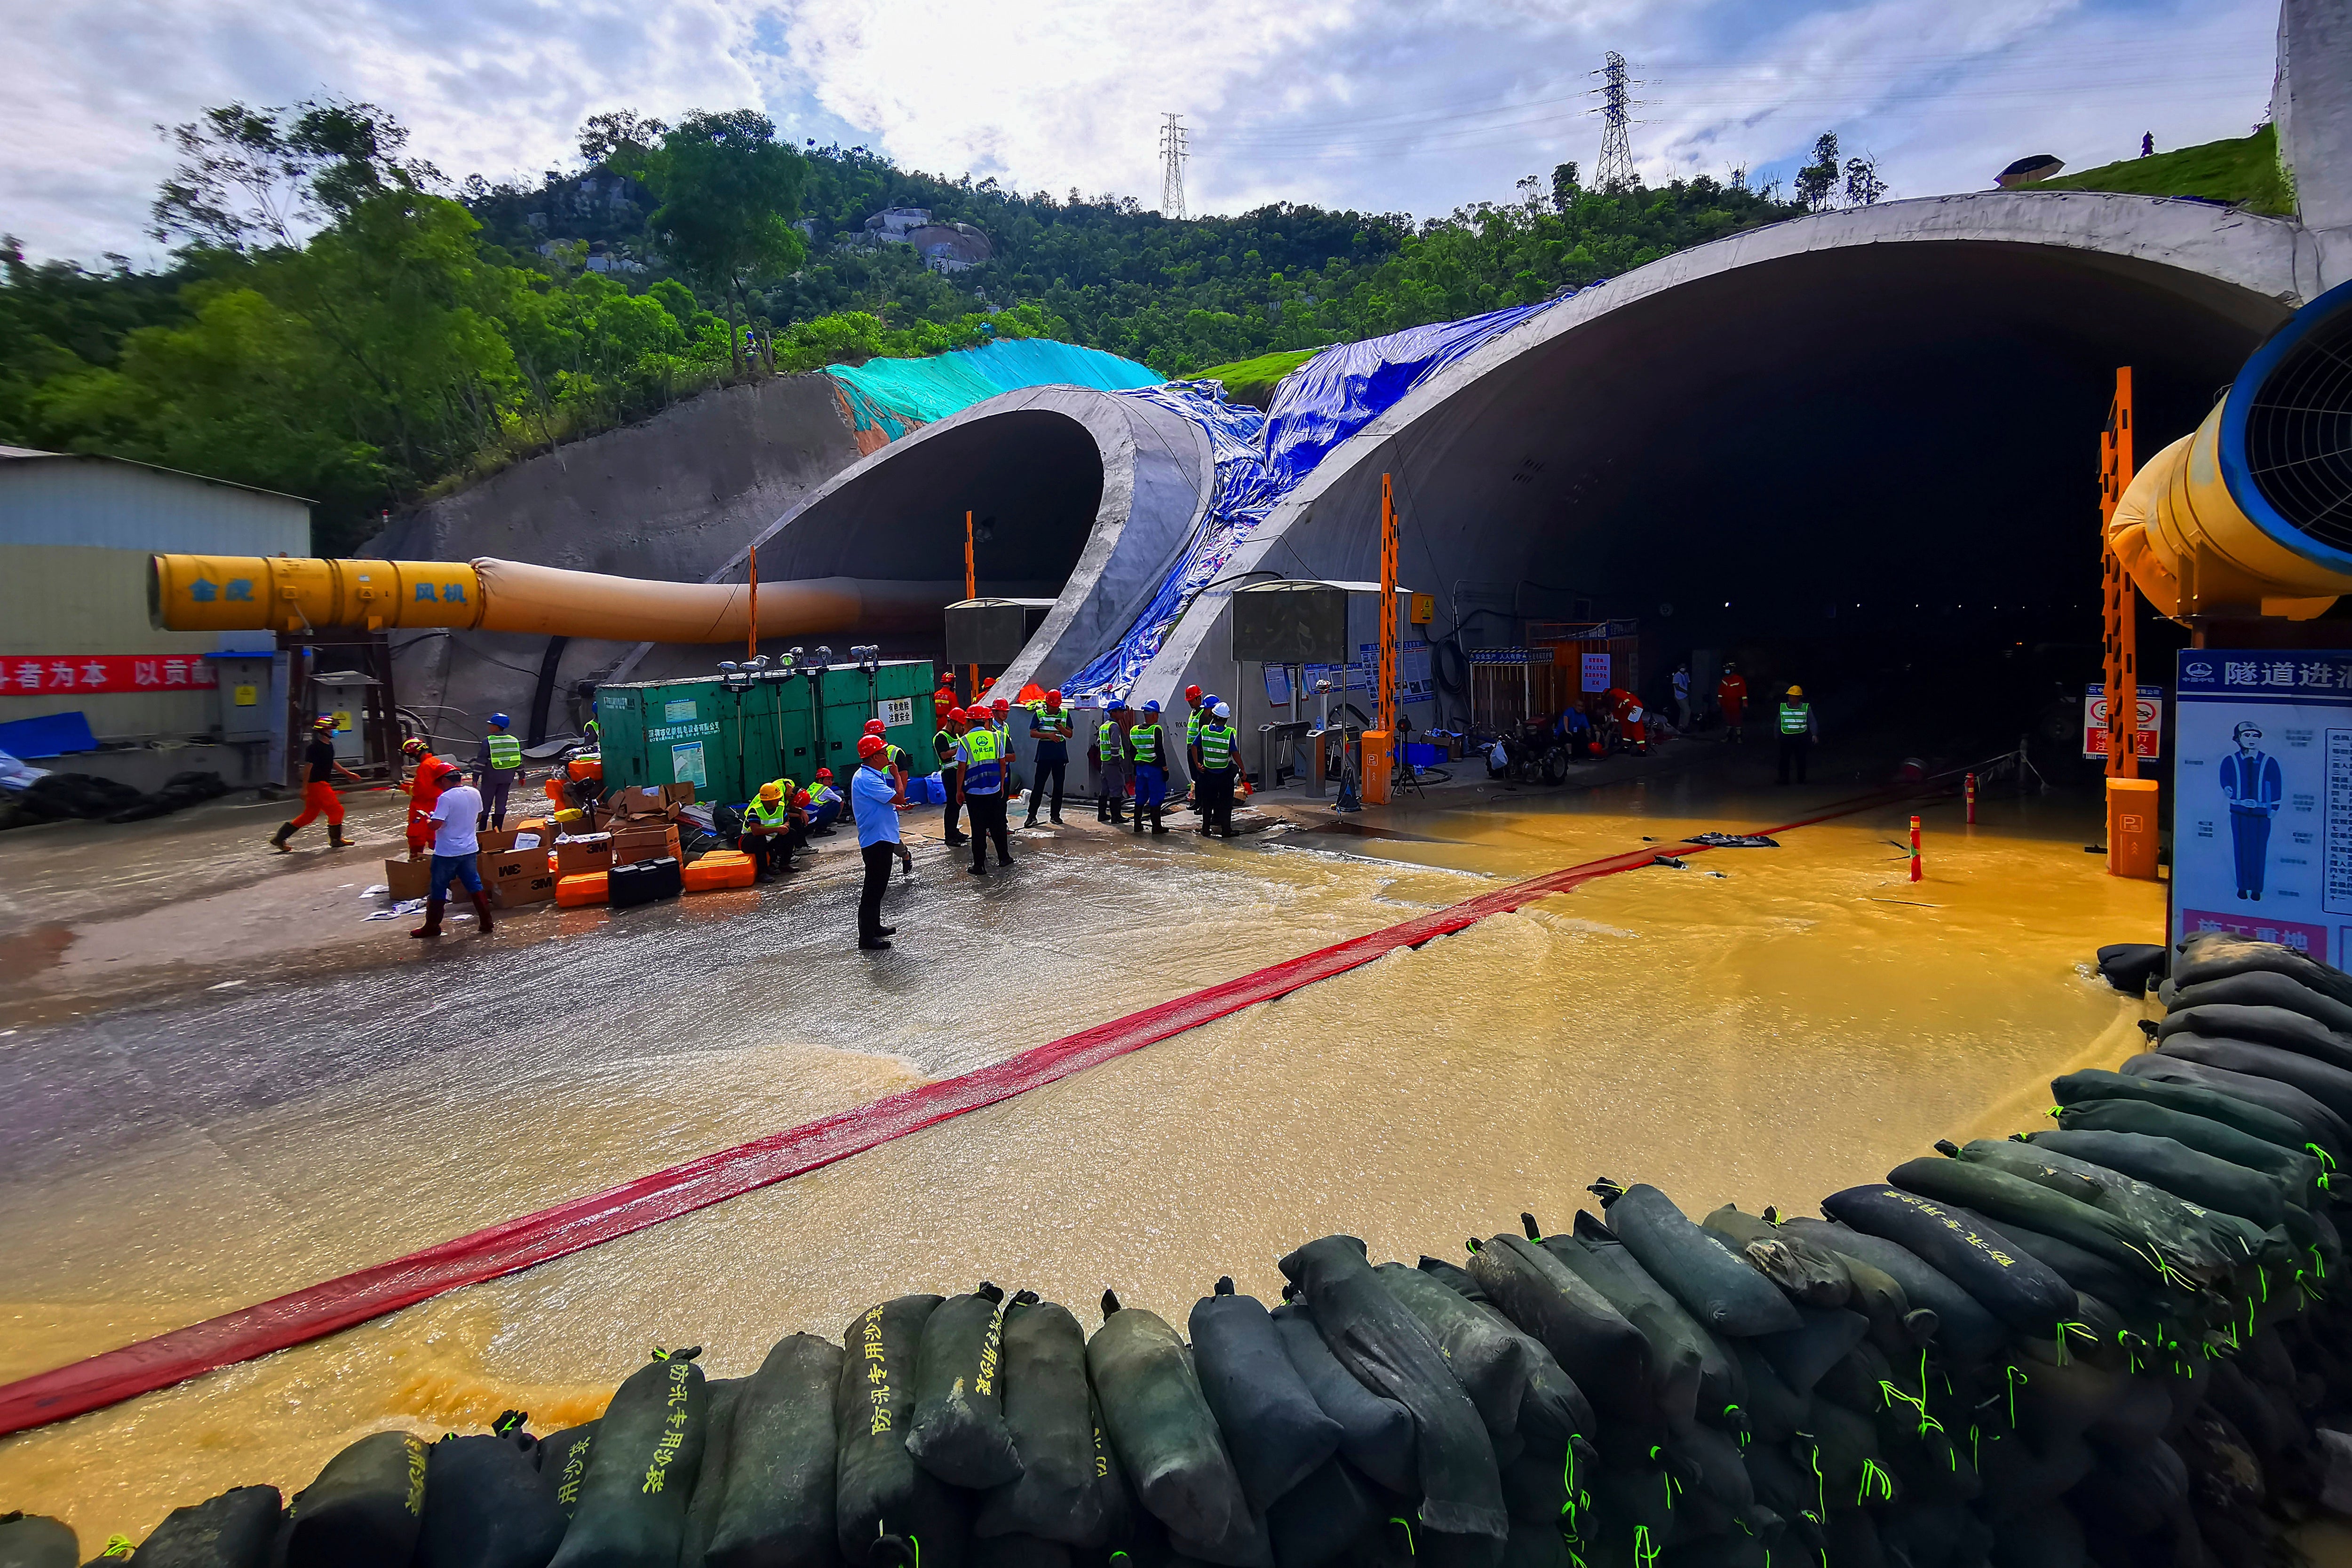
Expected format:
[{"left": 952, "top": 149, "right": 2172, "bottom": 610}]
[{"left": 2100, "top": 368, "right": 2138, "bottom": 778}]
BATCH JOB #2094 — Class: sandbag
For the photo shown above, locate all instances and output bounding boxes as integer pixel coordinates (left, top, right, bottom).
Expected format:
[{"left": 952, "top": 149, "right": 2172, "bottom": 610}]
[
  {"left": 1815, "top": 1186, "right": 2073, "bottom": 1335},
  {"left": 1986, "top": 1501, "right": 2086, "bottom": 1567},
  {"left": 0, "top": 1515, "right": 75, "bottom": 1568},
  {"left": 284, "top": 1430, "right": 429, "bottom": 1568},
  {"left": 1418, "top": 1256, "right": 1487, "bottom": 1301},
  {"left": 2025, "top": 1128, "right": 2283, "bottom": 1228},
  {"left": 977, "top": 1299, "right": 1108, "bottom": 1546},
  {"left": 1777, "top": 1219, "right": 2006, "bottom": 1365},
  {"left": 1276, "top": 1234, "right": 1508, "bottom": 1542},
  {"left": 907, "top": 1284, "right": 1022, "bottom": 1490},
  {"left": 1268, "top": 1303, "right": 1419, "bottom": 1496},
  {"left": 1264, "top": 1456, "right": 1382, "bottom": 1568},
  {"left": 1468, "top": 1230, "right": 1652, "bottom": 1428},
  {"left": 707, "top": 1333, "right": 844, "bottom": 1568},
  {"left": 1699, "top": 1208, "right": 1851, "bottom": 1308},
  {"left": 540, "top": 1422, "right": 599, "bottom": 1519},
  {"left": 1884, "top": 1159, "right": 2164, "bottom": 1289},
  {"left": 120, "top": 1488, "right": 282, "bottom": 1568},
  {"left": 1951, "top": 1138, "right": 2241, "bottom": 1278},
  {"left": 834, "top": 1297, "right": 966, "bottom": 1568},
  {"left": 1748, "top": 1305, "right": 1869, "bottom": 1397},
  {"left": 2057, "top": 1066, "right": 2327, "bottom": 1158},
  {"left": 2160, "top": 1003, "right": 2352, "bottom": 1072},
  {"left": 1543, "top": 1219, "right": 1735, "bottom": 1435},
  {"left": 2095, "top": 943, "right": 2167, "bottom": 995},
  {"left": 1086, "top": 1296, "right": 1254, "bottom": 1560},
  {"left": 550, "top": 1348, "right": 710, "bottom": 1568},
  {"left": 1598, "top": 1185, "right": 1801, "bottom": 1336},
  {"left": 967, "top": 1538, "right": 1067, "bottom": 1568},
  {"left": 683, "top": 1377, "right": 747, "bottom": 1568},
  {"left": 2168, "top": 968, "right": 2352, "bottom": 1034},
  {"left": 2155, "top": 1035, "right": 2352, "bottom": 1127},
  {"left": 417, "top": 1432, "right": 568, "bottom": 1568},
  {"left": 1190, "top": 1287, "right": 1344, "bottom": 1514},
  {"left": 1724, "top": 1340, "right": 1809, "bottom": 1444},
  {"left": 2121, "top": 1052, "right": 2351, "bottom": 1166},
  {"left": 2054, "top": 1098, "right": 2322, "bottom": 1204},
  {"left": 2169, "top": 931, "right": 2352, "bottom": 1008},
  {"left": 1376, "top": 1261, "right": 1586, "bottom": 1454},
  {"left": 1989, "top": 1221, "right": 2164, "bottom": 1318}
]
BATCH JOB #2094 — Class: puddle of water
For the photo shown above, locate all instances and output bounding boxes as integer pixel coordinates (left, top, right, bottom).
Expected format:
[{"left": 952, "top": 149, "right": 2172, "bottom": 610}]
[{"left": 0, "top": 784, "right": 2163, "bottom": 1547}]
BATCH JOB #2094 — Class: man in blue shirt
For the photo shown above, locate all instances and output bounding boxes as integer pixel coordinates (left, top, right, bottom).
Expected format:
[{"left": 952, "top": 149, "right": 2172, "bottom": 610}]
[{"left": 852, "top": 734, "right": 907, "bottom": 949}]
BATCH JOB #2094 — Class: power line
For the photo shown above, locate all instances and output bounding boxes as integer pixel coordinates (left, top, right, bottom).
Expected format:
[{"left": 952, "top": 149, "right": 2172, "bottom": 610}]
[
  {"left": 1159, "top": 112, "right": 1189, "bottom": 220},
  {"left": 1594, "top": 52, "right": 1639, "bottom": 191}
]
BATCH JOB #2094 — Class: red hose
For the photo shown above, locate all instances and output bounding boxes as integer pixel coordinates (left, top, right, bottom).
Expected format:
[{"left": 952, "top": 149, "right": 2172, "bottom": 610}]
[{"left": 0, "top": 786, "right": 1912, "bottom": 1437}]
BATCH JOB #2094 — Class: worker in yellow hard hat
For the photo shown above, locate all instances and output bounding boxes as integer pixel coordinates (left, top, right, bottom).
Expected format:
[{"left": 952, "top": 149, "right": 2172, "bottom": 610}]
[
  {"left": 1776, "top": 685, "right": 1815, "bottom": 785},
  {"left": 740, "top": 780, "right": 801, "bottom": 880}
]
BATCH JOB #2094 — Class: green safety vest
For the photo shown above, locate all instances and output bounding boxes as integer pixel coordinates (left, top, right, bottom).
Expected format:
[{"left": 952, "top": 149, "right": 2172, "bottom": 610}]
[
  {"left": 1200, "top": 722, "right": 1234, "bottom": 770},
  {"left": 1187, "top": 709, "right": 1204, "bottom": 745},
  {"left": 747, "top": 798, "right": 789, "bottom": 826},
  {"left": 1098, "top": 718, "right": 1126, "bottom": 760},
  {"left": 961, "top": 726, "right": 1005, "bottom": 792},
  {"left": 1779, "top": 702, "right": 1812, "bottom": 736},
  {"left": 1129, "top": 722, "right": 1162, "bottom": 764},
  {"left": 935, "top": 727, "right": 960, "bottom": 764},
  {"left": 1033, "top": 707, "right": 1072, "bottom": 740},
  {"left": 486, "top": 732, "right": 522, "bottom": 771},
  {"left": 584, "top": 718, "right": 600, "bottom": 738}
]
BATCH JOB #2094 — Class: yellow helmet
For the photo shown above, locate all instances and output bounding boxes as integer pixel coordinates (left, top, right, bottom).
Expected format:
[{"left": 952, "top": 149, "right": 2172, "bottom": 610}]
[
  {"left": 1786, "top": 685, "right": 1804, "bottom": 698},
  {"left": 758, "top": 781, "right": 782, "bottom": 803}
]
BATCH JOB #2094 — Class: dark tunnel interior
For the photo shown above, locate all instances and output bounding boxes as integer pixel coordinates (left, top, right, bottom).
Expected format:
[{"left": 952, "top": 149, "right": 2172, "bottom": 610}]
[{"left": 1429, "top": 239, "right": 2297, "bottom": 765}]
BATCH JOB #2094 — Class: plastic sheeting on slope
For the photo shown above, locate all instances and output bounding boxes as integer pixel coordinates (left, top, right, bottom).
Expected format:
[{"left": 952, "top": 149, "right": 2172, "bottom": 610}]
[
  {"left": 826, "top": 336, "right": 1162, "bottom": 446},
  {"left": 1063, "top": 298, "right": 1568, "bottom": 700}
]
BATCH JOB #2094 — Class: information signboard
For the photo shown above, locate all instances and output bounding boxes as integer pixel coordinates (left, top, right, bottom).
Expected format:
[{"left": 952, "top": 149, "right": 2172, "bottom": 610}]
[{"left": 2082, "top": 683, "right": 2163, "bottom": 759}]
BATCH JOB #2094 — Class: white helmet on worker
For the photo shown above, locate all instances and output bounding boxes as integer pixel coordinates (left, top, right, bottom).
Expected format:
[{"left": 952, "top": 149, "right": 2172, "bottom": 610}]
[{"left": 1212, "top": 702, "right": 1231, "bottom": 718}]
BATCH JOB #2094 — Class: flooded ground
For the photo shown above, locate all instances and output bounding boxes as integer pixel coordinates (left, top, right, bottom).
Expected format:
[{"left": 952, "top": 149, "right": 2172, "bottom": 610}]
[{"left": 0, "top": 744, "right": 2164, "bottom": 1548}]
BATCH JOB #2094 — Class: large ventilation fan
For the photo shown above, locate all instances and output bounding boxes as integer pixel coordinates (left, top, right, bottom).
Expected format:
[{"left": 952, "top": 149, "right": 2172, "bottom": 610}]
[{"left": 2242, "top": 292, "right": 2352, "bottom": 552}]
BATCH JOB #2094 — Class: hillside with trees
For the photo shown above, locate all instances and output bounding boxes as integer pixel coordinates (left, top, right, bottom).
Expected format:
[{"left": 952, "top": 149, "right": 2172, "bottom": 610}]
[{"left": 1, "top": 97, "right": 1811, "bottom": 551}]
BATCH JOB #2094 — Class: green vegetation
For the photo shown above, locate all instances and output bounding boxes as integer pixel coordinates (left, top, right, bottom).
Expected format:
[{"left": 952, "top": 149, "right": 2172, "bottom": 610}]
[
  {"left": 1, "top": 96, "right": 1807, "bottom": 550},
  {"left": 1192, "top": 348, "right": 1323, "bottom": 407},
  {"left": 2040, "top": 125, "right": 2295, "bottom": 217}
]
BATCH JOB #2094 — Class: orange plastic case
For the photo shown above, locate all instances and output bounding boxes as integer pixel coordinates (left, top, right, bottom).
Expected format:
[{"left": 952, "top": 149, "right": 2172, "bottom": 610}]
[
  {"left": 555, "top": 871, "right": 609, "bottom": 907},
  {"left": 683, "top": 852, "right": 756, "bottom": 892}
]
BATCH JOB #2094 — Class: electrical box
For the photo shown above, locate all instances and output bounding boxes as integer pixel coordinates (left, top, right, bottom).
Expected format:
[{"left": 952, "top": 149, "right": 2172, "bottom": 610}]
[
  {"left": 209, "top": 653, "right": 277, "bottom": 743},
  {"left": 945, "top": 599, "right": 1034, "bottom": 666},
  {"left": 1231, "top": 581, "right": 1349, "bottom": 664},
  {"left": 1410, "top": 593, "right": 1435, "bottom": 625}
]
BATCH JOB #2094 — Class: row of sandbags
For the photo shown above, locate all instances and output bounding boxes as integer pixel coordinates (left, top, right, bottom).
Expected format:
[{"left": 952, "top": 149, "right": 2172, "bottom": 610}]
[{"left": 9, "top": 929, "right": 2352, "bottom": 1568}]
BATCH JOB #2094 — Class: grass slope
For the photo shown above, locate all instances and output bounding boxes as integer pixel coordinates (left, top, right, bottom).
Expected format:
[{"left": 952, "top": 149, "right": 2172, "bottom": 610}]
[
  {"left": 1192, "top": 347, "right": 1326, "bottom": 408},
  {"left": 2039, "top": 124, "right": 2295, "bottom": 216}
]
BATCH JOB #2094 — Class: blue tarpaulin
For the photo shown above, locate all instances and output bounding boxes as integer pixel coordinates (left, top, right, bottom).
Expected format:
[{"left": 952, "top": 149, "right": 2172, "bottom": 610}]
[
  {"left": 0, "top": 710, "right": 97, "bottom": 759},
  {"left": 827, "top": 337, "right": 1161, "bottom": 442},
  {"left": 1062, "top": 298, "right": 1568, "bottom": 699}
]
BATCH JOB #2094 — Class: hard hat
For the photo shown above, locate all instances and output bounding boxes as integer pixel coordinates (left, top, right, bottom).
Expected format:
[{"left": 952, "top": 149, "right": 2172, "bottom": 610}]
[
  {"left": 1045, "top": 689, "right": 1062, "bottom": 706},
  {"left": 948, "top": 707, "right": 968, "bottom": 723},
  {"left": 313, "top": 716, "right": 336, "bottom": 731},
  {"left": 401, "top": 737, "right": 427, "bottom": 756},
  {"left": 1144, "top": 699, "right": 1161, "bottom": 712},
  {"left": 991, "top": 697, "right": 1009, "bottom": 711},
  {"left": 489, "top": 712, "right": 511, "bottom": 728},
  {"left": 1186, "top": 684, "right": 1203, "bottom": 701},
  {"left": 1109, "top": 693, "right": 1130, "bottom": 709},
  {"left": 858, "top": 735, "right": 887, "bottom": 758},
  {"left": 435, "top": 759, "right": 462, "bottom": 780},
  {"left": 2233, "top": 721, "right": 2264, "bottom": 741},
  {"left": 864, "top": 719, "right": 886, "bottom": 735},
  {"left": 759, "top": 781, "right": 783, "bottom": 802},
  {"left": 1787, "top": 685, "right": 1804, "bottom": 698},
  {"left": 792, "top": 789, "right": 811, "bottom": 806},
  {"left": 1213, "top": 702, "right": 1231, "bottom": 718},
  {"left": 816, "top": 767, "right": 833, "bottom": 780}
]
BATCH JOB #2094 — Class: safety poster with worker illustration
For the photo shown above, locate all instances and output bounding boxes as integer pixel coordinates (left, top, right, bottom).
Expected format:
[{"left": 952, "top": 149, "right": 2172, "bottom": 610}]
[{"left": 2171, "top": 650, "right": 2352, "bottom": 965}]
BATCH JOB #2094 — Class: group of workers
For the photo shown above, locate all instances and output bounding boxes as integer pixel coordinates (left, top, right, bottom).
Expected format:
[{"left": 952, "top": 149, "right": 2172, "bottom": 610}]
[{"left": 1704, "top": 661, "right": 1817, "bottom": 782}]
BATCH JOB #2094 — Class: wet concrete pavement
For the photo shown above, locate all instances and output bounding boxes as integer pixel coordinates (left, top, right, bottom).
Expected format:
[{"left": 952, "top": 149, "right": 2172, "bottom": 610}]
[{"left": 0, "top": 742, "right": 2166, "bottom": 1545}]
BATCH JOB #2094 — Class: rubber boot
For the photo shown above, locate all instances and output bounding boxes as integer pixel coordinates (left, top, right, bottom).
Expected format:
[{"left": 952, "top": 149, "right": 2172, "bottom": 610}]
[
  {"left": 1152, "top": 810, "right": 1168, "bottom": 835},
  {"left": 270, "top": 821, "right": 296, "bottom": 854},
  {"left": 410, "top": 898, "right": 445, "bottom": 939},
  {"left": 469, "top": 888, "right": 495, "bottom": 934},
  {"left": 327, "top": 821, "right": 350, "bottom": 850},
  {"left": 1132, "top": 807, "right": 1144, "bottom": 834}
]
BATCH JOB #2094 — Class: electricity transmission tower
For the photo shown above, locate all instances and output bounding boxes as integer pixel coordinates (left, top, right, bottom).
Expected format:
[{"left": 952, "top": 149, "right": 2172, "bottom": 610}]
[
  {"left": 1593, "top": 52, "right": 1637, "bottom": 191},
  {"left": 1159, "top": 113, "right": 1189, "bottom": 220}
]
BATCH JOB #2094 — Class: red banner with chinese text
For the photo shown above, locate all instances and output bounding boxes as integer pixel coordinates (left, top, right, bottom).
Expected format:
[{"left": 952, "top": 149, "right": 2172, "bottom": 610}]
[{"left": 0, "top": 655, "right": 219, "bottom": 696}]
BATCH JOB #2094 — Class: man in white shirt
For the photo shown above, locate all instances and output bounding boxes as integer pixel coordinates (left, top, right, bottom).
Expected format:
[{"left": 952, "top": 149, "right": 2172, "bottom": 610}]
[{"left": 413, "top": 763, "right": 493, "bottom": 939}]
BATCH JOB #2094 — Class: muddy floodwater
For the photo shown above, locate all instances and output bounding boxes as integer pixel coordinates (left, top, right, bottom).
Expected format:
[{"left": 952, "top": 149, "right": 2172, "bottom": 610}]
[{"left": 0, "top": 771, "right": 2162, "bottom": 1547}]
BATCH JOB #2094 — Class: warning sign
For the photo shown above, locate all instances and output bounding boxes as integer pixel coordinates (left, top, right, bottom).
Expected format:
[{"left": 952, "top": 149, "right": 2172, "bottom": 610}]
[{"left": 2083, "top": 683, "right": 2162, "bottom": 759}]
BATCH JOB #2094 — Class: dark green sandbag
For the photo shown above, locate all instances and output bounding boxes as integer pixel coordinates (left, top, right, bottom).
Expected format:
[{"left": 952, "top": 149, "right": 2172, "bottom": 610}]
[
  {"left": 1748, "top": 1305, "right": 1869, "bottom": 1397},
  {"left": 1419, "top": 1256, "right": 1487, "bottom": 1301},
  {"left": 1376, "top": 1261, "right": 1587, "bottom": 1455},
  {"left": 1086, "top": 1296, "right": 1253, "bottom": 1558},
  {"left": 833, "top": 1297, "right": 965, "bottom": 1568},
  {"left": 1801, "top": 1400, "right": 1891, "bottom": 1513},
  {"left": 122, "top": 1488, "right": 281, "bottom": 1568},
  {"left": 2055, "top": 1098, "right": 2322, "bottom": 1203},
  {"left": 967, "top": 1536, "right": 1067, "bottom": 1568},
  {"left": 1778, "top": 1219, "right": 2004, "bottom": 1365},
  {"left": 2168, "top": 968, "right": 2352, "bottom": 1034},
  {"left": 1740, "top": 1445, "right": 1825, "bottom": 1563},
  {"left": 1879, "top": 1502, "right": 1993, "bottom": 1568},
  {"left": 1698, "top": 1208, "right": 1851, "bottom": 1307},
  {"left": 2056, "top": 1066, "right": 2328, "bottom": 1157},
  {"left": 1598, "top": 1184, "right": 1802, "bottom": 1335},
  {"left": 1724, "top": 1340, "right": 1809, "bottom": 1444},
  {"left": 1189, "top": 1287, "right": 1343, "bottom": 1514},
  {"left": 2066, "top": 1438, "right": 2193, "bottom": 1559},
  {"left": 1497, "top": 1518, "right": 1575, "bottom": 1568},
  {"left": 2160, "top": 1003, "right": 2352, "bottom": 1072},
  {"left": 1838, "top": 1255, "right": 1937, "bottom": 1357},
  {"left": 907, "top": 1285, "right": 1021, "bottom": 1490},
  {"left": 2153, "top": 1035, "right": 2352, "bottom": 1127},
  {"left": 2169, "top": 931, "right": 2352, "bottom": 1007},
  {"left": 1264, "top": 1457, "right": 1382, "bottom": 1568},
  {"left": 682, "top": 1377, "right": 747, "bottom": 1568},
  {"left": 1884, "top": 1159, "right": 2165, "bottom": 1289},
  {"left": 284, "top": 1430, "right": 429, "bottom": 1568},
  {"left": 0, "top": 1514, "right": 75, "bottom": 1568},
  {"left": 539, "top": 1423, "right": 598, "bottom": 1520},
  {"left": 1814, "top": 1187, "right": 2073, "bottom": 1337},
  {"left": 1267, "top": 1303, "right": 1418, "bottom": 1496},
  {"left": 2026, "top": 1128, "right": 2283, "bottom": 1228},
  {"left": 1543, "top": 1218, "right": 1737, "bottom": 1435},
  {"left": 549, "top": 1347, "right": 710, "bottom": 1568},
  {"left": 1664, "top": 1423, "right": 1754, "bottom": 1533},
  {"left": 1275, "top": 1234, "right": 1508, "bottom": 1542},
  {"left": 2121, "top": 1052, "right": 2352, "bottom": 1169},
  {"left": 1986, "top": 1501, "right": 2086, "bottom": 1568},
  {"left": 1469, "top": 1230, "right": 1652, "bottom": 1429},
  {"left": 707, "top": 1333, "right": 844, "bottom": 1568},
  {"left": 417, "top": 1431, "right": 568, "bottom": 1568},
  {"left": 1819, "top": 1508, "right": 1886, "bottom": 1568},
  {"left": 1949, "top": 1138, "right": 2242, "bottom": 1278},
  {"left": 977, "top": 1299, "right": 1106, "bottom": 1546},
  {"left": 1984, "top": 1220, "right": 2166, "bottom": 1320},
  {"left": 1582, "top": 1461, "right": 1679, "bottom": 1568}
]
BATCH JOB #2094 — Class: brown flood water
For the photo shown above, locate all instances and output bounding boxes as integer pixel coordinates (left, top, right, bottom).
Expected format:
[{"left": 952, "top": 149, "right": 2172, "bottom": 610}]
[{"left": 0, "top": 782, "right": 2162, "bottom": 1549}]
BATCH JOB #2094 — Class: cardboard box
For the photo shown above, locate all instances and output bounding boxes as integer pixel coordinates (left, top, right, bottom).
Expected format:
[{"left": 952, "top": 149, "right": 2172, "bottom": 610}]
[
  {"left": 475, "top": 849, "right": 540, "bottom": 897},
  {"left": 607, "top": 785, "right": 668, "bottom": 818},
  {"left": 494, "top": 867, "right": 559, "bottom": 907},
  {"left": 662, "top": 782, "right": 697, "bottom": 808},
  {"left": 555, "top": 833, "right": 614, "bottom": 876},
  {"left": 476, "top": 828, "right": 521, "bottom": 855},
  {"left": 385, "top": 856, "right": 432, "bottom": 902},
  {"left": 610, "top": 823, "right": 682, "bottom": 865}
]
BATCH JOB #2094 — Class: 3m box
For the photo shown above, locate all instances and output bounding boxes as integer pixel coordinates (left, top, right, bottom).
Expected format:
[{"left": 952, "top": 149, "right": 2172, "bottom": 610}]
[
  {"left": 607, "top": 785, "right": 669, "bottom": 818},
  {"left": 610, "top": 823, "right": 682, "bottom": 865},
  {"left": 555, "top": 833, "right": 614, "bottom": 876},
  {"left": 384, "top": 857, "right": 431, "bottom": 902},
  {"left": 476, "top": 828, "right": 521, "bottom": 854},
  {"left": 476, "top": 849, "right": 540, "bottom": 896},
  {"left": 494, "top": 867, "right": 559, "bottom": 907}
]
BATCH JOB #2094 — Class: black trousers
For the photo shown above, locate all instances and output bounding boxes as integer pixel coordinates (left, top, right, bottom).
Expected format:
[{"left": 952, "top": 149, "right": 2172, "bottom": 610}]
[
  {"left": 1200, "top": 767, "right": 1236, "bottom": 831},
  {"left": 1026, "top": 755, "right": 1066, "bottom": 821},
  {"left": 858, "top": 841, "right": 895, "bottom": 939},
  {"left": 967, "top": 791, "right": 1011, "bottom": 868},
  {"left": 1777, "top": 735, "right": 1810, "bottom": 783},
  {"left": 942, "top": 765, "right": 965, "bottom": 841}
]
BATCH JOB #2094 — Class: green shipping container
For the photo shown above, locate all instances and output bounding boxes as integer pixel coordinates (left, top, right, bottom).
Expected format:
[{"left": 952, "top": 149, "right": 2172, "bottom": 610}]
[
  {"left": 811, "top": 661, "right": 939, "bottom": 777},
  {"left": 595, "top": 660, "right": 935, "bottom": 806},
  {"left": 596, "top": 677, "right": 742, "bottom": 804}
]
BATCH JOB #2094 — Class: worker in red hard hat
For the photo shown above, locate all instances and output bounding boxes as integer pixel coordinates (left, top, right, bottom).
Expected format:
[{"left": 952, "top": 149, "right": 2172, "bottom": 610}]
[
  {"left": 935, "top": 705, "right": 970, "bottom": 847},
  {"left": 273, "top": 715, "right": 363, "bottom": 853},
  {"left": 864, "top": 716, "right": 910, "bottom": 796},
  {"left": 1024, "top": 688, "right": 1073, "bottom": 827},
  {"left": 852, "top": 733, "right": 909, "bottom": 950},
  {"left": 957, "top": 692, "right": 1015, "bottom": 874},
  {"left": 806, "top": 767, "right": 843, "bottom": 835},
  {"left": 412, "top": 760, "right": 493, "bottom": 939}
]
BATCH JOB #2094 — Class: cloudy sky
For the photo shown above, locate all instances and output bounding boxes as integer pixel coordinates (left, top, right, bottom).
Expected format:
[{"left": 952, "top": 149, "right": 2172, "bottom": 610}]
[{"left": 3, "top": 0, "right": 2282, "bottom": 266}]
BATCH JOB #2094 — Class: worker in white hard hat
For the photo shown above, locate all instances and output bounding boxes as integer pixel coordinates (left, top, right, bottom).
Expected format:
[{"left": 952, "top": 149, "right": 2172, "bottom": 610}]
[{"left": 1195, "top": 700, "right": 1239, "bottom": 838}]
